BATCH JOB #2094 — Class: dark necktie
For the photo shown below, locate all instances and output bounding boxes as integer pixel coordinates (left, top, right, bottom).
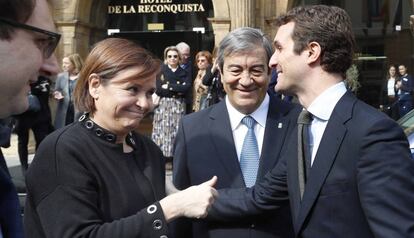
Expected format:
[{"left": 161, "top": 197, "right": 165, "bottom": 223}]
[
  {"left": 297, "top": 109, "right": 313, "bottom": 200},
  {"left": 240, "top": 116, "right": 259, "bottom": 187}
]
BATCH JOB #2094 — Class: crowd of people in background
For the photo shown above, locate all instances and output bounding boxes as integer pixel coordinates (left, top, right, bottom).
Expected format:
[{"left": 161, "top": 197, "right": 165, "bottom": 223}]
[{"left": 380, "top": 63, "right": 414, "bottom": 120}]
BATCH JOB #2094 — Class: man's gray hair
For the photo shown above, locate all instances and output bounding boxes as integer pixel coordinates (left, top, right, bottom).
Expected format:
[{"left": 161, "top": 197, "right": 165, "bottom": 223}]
[
  {"left": 217, "top": 27, "right": 273, "bottom": 73},
  {"left": 176, "top": 41, "right": 190, "bottom": 51}
]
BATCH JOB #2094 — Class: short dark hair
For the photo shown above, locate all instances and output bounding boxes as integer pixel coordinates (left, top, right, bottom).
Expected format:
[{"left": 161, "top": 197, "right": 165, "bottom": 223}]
[
  {"left": 74, "top": 38, "right": 161, "bottom": 113},
  {"left": 276, "top": 5, "right": 355, "bottom": 77},
  {"left": 0, "top": 0, "right": 35, "bottom": 39}
]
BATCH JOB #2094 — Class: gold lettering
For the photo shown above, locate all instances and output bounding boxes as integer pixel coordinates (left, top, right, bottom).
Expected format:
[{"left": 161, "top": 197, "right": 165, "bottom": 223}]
[
  {"left": 115, "top": 6, "right": 122, "bottom": 14},
  {"left": 170, "top": 4, "right": 177, "bottom": 14},
  {"left": 131, "top": 3, "right": 206, "bottom": 14},
  {"left": 108, "top": 5, "right": 123, "bottom": 14},
  {"left": 138, "top": 5, "right": 144, "bottom": 13},
  {"left": 199, "top": 4, "right": 204, "bottom": 12},
  {"left": 108, "top": 6, "right": 115, "bottom": 14},
  {"left": 123, "top": 5, "right": 136, "bottom": 13},
  {"left": 164, "top": 4, "right": 170, "bottom": 12}
]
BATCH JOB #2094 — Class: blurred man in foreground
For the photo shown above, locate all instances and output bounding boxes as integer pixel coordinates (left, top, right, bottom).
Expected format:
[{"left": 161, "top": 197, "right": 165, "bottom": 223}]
[{"left": 0, "top": 0, "right": 60, "bottom": 236}]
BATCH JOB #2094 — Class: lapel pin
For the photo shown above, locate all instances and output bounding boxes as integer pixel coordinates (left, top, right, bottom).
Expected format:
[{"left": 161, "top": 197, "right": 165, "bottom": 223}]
[{"left": 278, "top": 122, "right": 283, "bottom": 128}]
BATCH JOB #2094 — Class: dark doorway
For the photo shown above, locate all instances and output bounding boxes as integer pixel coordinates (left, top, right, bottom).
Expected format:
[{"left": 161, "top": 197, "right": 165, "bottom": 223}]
[{"left": 113, "top": 30, "right": 203, "bottom": 61}]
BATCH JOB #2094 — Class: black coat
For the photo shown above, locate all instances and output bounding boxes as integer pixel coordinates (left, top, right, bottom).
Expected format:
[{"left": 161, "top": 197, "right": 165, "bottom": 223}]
[
  {"left": 24, "top": 119, "right": 169, "bottom": 238},
  {"left": 156, "top": 64, "right": 191, "bottom": 99}
]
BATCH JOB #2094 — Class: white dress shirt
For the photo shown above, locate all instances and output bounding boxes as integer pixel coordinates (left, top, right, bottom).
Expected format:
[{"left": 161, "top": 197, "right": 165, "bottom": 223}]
[
  {"left": 226, "top": 94, "right": 269, "bottom": 162},
  {"left": 307, "top": 82, "right": 347, "bottom": 165}
]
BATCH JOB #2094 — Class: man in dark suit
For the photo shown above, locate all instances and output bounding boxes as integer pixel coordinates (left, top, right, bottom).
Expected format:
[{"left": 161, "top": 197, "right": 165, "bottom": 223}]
[
  {"left": 173, "top": 27, "right": 296, "bottom": 238},
  {"left": 210, "top": 5, "right": 414, "bottom": 238},
  {"left": 177, "top": 41, "right": 195, "bottom": 114},
  {"left": 396, "top": 64, "right": 414, "bottom": 118},
  {"left": 0, "top": 0, "right": 60, "bottom": 237}
]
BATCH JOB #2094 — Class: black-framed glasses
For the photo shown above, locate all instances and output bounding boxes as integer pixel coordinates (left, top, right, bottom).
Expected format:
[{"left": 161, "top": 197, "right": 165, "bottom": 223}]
[
  {"left": 0, "top": 17, "right": 61, "bottom": 58},
  {"left": 167, "top": 55, "right": 178, "bottom": 59}
]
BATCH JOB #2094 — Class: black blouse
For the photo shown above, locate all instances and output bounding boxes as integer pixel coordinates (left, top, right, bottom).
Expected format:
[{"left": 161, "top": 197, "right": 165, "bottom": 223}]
[{"left": 24, "top": 117, "right": 169, "bottom": 238}]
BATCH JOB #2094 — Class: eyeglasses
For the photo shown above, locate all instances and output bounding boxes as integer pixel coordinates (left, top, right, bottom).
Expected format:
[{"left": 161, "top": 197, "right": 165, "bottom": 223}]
[
  {"left": 167, "top": 55, "right": 178, "bottom": 59},
  {"left": 0, "top": 17, "right": 61, "bottom": 58},
  {"left": 197, "top": 59, "right": 206, "bottom": 63}
]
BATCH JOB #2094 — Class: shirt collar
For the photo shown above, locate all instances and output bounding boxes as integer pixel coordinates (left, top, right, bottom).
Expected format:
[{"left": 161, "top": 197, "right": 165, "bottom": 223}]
[
  {"left": 226, "top": 94, "right": 269, "bottom": 131},
  {"left": 307, "top": 82, "right": 347, "bottom": 121}
]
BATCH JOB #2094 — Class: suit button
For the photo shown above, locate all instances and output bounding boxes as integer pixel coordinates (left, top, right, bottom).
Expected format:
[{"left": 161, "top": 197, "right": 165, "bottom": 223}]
[{"left": 250, "top": 223, "right": 255, "bottom": 228}]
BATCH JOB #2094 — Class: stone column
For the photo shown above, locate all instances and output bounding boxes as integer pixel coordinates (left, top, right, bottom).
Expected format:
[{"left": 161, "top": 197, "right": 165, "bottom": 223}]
[
  {"left": 209, "top": 18, "right": 231, "bottom": 48},
  {"left": 209, "top": 0, "right": 232, "bottom": 48},
  {"left": 231, "top": 0, "right": 255, "bottom": 29}
]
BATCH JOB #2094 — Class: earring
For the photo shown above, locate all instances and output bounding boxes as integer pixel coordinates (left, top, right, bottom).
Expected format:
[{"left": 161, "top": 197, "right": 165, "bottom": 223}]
[{"left": 93, "top": 89, "right": 99, "bottom": 100}]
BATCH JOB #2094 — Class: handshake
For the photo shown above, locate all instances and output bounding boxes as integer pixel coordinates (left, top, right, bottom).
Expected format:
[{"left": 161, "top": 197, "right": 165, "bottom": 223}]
[{"left": 160, "top": 176, "right": 218, "bottom": 222}]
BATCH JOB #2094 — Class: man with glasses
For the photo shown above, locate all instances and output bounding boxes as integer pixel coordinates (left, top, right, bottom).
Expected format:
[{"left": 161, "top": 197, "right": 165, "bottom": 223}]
[{"left": 0, "top": 0, "right": 60, "bottom": 237}]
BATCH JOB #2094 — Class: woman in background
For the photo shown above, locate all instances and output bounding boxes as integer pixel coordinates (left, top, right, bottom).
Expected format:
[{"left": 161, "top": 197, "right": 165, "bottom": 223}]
[
  {"left": 54, "top": 53, "right": 83, "bottom": 129},
  {"left": 201, "top": 48, "right": 225, "bottom": 108},
  {"left": 192, "top": 51, "right": 212, "bottom": 112},
  {"left": 152, "top": 46, "right": 191, "bottom": 165},
  {"left": 24, "top": 38, "right": 217, "bottom": 238},
  {"left": 380, "top": 64, "right": 399, "bottom": 120}
]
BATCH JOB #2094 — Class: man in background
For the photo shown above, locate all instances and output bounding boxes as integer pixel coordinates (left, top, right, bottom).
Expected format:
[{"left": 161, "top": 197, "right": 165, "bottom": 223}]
[
  {"left": 396, "top": 64, "right": 414, "bottom": 118},
  {"left": 177, "top": 41, "right": 194, "bottom": 114},
  {"left": 14, "top": 75, "right": 54, "bottom": 175},
  {"left": 173, "top": 27, "right": 296, "bottom": 238},
  {"left": 0, "top": 0, "right": 60, "bottom": 236}
]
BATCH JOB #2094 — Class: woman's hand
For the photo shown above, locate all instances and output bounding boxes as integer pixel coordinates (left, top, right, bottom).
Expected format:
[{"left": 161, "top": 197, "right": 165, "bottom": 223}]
[
  {"left": 160, "top": 176, "right": 218, "bottom": 222},
  {"left": 197, "top": 84, "right": 208, "bottom": 93}
]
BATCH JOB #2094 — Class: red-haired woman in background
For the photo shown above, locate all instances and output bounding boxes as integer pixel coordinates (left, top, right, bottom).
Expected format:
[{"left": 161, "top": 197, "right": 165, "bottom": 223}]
[{"left": 192, "top": 51, "right": 212, "bottom": 112}]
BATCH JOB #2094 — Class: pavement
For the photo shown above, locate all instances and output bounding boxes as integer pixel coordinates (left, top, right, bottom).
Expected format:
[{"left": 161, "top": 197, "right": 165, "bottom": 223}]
[
  {"left": 3, "top": 133, "right": 33, "bottom": 191},
  {"left": 2, "top": 133, "right": 34, "bottom": 211}
]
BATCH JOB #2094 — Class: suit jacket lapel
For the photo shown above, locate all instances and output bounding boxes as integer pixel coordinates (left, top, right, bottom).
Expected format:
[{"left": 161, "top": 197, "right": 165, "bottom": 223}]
[
  {"left": 208, "top": 101, "right": 245, "bottom": 186},
  {"left": 295, "top": 92, "right": 355, "bottom": 232},
  {"left": 258, "top": 96, "right": 293, "bottom": 179}
]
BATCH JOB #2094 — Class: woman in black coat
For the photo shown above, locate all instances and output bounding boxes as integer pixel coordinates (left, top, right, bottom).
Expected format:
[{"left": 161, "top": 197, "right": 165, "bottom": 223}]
[
  {"left": 151, "top": 46, "right": 191, "bottom": 162},
  {"left": 24, "top": 38, "right": 217, "bottom": 238}
]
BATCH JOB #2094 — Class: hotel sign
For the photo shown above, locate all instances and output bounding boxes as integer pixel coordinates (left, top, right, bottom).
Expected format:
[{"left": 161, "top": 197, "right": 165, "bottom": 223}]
[{"left": 108, "top": 0, "right": 205, "bottom": 14}]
